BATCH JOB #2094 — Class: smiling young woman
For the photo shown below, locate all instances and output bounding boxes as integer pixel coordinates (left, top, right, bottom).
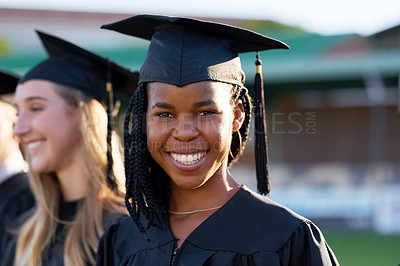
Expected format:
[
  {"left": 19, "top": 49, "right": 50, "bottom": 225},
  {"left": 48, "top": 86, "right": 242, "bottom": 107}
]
[
  {"left": 0, "top": 31, "right": 138, "bottom": 266},
  {"left": 146, "top": 81, "right": 245, "bottom": 247},
  {"left": 14, "top": 81, "right": 83, "bottom": 178},
  {"left": 96, "top": 14, "right": 339, "bottom": 265}
]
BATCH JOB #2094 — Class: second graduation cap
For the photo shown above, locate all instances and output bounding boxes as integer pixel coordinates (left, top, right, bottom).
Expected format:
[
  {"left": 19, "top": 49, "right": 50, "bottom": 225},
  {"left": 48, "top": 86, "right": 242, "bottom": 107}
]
[
  {"left": 101, "top": 14, "right": 289, "bottom": 195},
  {"left": 21, "top": 30, "right": 139, "bottom": 102}
]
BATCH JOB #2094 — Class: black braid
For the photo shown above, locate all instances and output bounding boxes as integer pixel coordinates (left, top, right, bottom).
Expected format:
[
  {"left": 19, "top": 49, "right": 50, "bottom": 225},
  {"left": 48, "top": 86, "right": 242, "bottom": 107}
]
[
  {"left": 123, "top": 84, "right": 144, "bottom": 233},
  {"left": 228, "top": 85, "right": 253, "bottom": 166},
  {"left": 123, "top": 83, "right": 169, "bottom": 239}
]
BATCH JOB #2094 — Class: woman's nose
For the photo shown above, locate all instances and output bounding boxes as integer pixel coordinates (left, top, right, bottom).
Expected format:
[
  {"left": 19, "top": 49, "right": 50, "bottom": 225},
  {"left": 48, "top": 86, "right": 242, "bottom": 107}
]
[
  {"left": 14, "top": 113, "right": 31, "bottom": 137},
  {"left": 172, "top": 114, "right": 199, "bottom": 142}
]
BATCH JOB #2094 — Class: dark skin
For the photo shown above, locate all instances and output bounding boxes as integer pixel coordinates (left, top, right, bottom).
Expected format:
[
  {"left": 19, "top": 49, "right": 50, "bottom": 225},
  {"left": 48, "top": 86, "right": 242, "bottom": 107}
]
[{"left": 146, "top": 81, "right": 245, "bottom": 247}]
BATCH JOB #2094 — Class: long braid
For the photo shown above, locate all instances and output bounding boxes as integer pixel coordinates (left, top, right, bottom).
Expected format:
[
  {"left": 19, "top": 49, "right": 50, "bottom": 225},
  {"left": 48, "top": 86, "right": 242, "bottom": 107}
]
[
  {"left": 228, "top": 85, "right": 253, "bottom": 166},
  {"left": 123, "top": 83, "right": 169, "bottom": 239},
  {"left": 124, "top": 84, "right": 145, "bottom": 234}
]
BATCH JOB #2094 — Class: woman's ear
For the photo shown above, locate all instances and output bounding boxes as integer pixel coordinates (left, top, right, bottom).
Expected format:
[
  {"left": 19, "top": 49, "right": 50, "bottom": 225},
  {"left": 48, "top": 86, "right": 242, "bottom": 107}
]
[{"left": 232, "top": 99, "right": 245, "bottom": 132}]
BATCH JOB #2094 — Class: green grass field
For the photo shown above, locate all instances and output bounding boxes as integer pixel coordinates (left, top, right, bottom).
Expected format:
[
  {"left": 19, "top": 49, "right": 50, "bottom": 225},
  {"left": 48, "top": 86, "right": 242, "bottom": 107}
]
[{"left": 324, "top": 230, "right": 400, "bottom": 266}]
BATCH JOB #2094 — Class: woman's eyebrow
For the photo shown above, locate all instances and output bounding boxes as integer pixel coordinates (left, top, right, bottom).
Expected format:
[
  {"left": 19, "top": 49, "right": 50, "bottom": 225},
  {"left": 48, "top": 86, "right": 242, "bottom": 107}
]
[
  {"left": 194, "top": 99, "right": 215, "bottom": 107},
  {"left": 14, "top": 96, "right": 48, "bottom": 107},
  {"left": 151, "top": 102, "right": 174, "bottom": 109}
]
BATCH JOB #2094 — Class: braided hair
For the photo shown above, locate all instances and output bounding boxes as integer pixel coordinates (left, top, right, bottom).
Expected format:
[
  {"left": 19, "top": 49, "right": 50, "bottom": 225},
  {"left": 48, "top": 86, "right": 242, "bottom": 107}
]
[
  {"left": 228, "top": 85, "right": 253, "bottom": 166},
  {"left": 123, "top": 82, "right": 253, "bottom": 238}
]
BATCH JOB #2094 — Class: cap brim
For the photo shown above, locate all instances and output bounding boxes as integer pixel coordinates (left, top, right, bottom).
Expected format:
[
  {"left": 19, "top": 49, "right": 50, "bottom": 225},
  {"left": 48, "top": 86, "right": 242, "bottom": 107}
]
[{"left": 101, "top": 14, "right": 289, "bottom": 52}]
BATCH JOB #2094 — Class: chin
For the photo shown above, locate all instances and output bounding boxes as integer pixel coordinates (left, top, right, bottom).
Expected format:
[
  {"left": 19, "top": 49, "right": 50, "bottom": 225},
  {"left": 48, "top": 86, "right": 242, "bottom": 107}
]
[
  {"left": 171, "top": 176, "right": 208, "bottom": 190},
  {"left": 31, "top": 166, "right": 46, "bottom": 173},
  {"left": 30, "top": 160, "right": 50, "bottom": 174}
]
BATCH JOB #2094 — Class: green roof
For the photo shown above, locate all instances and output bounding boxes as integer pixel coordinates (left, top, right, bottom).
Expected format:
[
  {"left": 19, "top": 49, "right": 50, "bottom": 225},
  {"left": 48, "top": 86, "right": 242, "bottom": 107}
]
[{"left": 1, "top": 32, "right": 399, "bottom": 91}]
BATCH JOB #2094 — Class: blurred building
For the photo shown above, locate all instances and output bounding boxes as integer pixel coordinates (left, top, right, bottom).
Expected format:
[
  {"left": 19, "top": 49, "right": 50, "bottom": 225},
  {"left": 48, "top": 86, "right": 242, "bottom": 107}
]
[
  {"left": 1, "top": 7, "right": 399, "bottom": 233},
  {"left": 240, "top": 23, "right": 400, "bottom": 234}
]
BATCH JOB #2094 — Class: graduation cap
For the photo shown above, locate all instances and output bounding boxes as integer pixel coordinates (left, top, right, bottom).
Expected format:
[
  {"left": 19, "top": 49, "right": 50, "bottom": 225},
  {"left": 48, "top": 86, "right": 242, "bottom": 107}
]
[
  {"left": 21, "top": 30, "right": 139, "bottom": 102},
  {"left": 20, "top": 30, "right": 139, "bottom": 192},
  {"left": 0, "top": 69, "right": 19, "bottom": 96},
  {"left": 102, "top": 14, "right": 289, "bottom": 195}
]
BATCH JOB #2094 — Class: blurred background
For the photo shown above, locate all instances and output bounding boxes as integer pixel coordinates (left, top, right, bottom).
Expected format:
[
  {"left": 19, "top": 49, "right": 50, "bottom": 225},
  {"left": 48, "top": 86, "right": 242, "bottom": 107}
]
[{"left": 1, "top": 1, "right": 399, "bottom": 264}]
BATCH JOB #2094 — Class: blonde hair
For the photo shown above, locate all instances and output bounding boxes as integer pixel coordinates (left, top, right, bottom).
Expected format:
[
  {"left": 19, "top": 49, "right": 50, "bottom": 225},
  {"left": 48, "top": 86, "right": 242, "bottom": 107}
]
[{"left": 14, "top": 83, "right": 126, "bottom": 266}]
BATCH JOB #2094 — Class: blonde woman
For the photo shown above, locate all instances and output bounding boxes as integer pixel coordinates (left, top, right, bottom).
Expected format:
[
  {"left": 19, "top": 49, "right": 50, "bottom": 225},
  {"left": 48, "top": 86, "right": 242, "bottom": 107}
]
[{"left": 1, "top": 31, "right": 138, "bottom": 266}]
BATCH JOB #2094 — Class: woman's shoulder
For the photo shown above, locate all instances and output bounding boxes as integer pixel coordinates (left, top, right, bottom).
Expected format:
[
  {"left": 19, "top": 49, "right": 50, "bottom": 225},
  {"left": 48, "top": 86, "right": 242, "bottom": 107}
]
[
  {"left": 102, "top": 210, "right": 129, "bottom": 230},
  {"left": 97, "top": 216, "right": 175, "bottom": 265},
  {"left": 110, "top": 215, "right": 173, "bottom": 246},
  {"left": 234, "top": 186, "right": 308, "bottom": 226},
  {"left": 278, "top": 220, "right": 340, "bottom": 265},
  {"left": 97, "top": 216, "right": 137, "bottom": 264},
  {"left": 185, "top": 186, "right": 338, "bottom": 264},
  {"left": 103, "top": 216, "right": 140, "bottom": 241},
  {"left": 188, "top": 186, "right": 311, "bottom": 253}
]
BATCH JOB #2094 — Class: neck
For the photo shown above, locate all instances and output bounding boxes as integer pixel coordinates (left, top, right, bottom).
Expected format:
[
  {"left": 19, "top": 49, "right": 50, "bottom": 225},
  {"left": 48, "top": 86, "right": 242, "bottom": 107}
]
[
  {"left": 56, "top": 154, "right": 89, "bottom": 202},
  {"left": 169, "top": 170, "right": 240, "bottom": 214}
]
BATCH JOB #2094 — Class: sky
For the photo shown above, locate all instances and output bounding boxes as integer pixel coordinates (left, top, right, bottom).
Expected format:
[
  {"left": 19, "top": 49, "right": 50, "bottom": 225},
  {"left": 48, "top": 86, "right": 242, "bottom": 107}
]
[{"left": 1, "top": 0, "right": 400, "bottom": 36}]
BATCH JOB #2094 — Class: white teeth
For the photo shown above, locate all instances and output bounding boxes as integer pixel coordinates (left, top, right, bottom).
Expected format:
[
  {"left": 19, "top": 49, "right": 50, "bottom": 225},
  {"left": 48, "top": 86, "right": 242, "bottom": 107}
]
[
  {"left": 27, "top": 141, "right": 42, "bottom": 150},
  {"left": 181, "top": 155, "right": 187, "bottom": 163},
  {"left": 171, "top": 152, "right": 206, "bottom": 165}
]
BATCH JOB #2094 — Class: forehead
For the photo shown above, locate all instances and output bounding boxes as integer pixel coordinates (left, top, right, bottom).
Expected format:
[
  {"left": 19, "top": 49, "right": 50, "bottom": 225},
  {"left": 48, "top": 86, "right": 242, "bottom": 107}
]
[
  {"left": 147, "top": 81, "right": 232, "bottom": 103},
  {"left": 15, "top": 79, "right": 61, "bottom": 102}
]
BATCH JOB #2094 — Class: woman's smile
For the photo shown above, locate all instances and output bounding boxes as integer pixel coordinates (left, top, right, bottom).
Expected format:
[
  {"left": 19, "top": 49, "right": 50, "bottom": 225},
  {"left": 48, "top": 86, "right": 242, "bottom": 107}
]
[
  {"left": 25, "top": 139, "right": 45, "bottom": 155},
  {"left": 168, "top": 151, "right": 208, "bottom": 172},
  {"left": 170, "top": 151, "right": 207, "bottom": 165}
]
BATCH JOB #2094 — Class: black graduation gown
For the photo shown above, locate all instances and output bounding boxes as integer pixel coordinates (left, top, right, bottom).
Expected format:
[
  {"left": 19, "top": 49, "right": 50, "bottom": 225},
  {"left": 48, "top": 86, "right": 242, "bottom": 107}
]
[
  {"left": 96, "top": 186, "right": 339, "bottom": 266},
  {"left": 0, "top": 172, "right": 34, "bottom": 259},
  {"left": 1, "top": 198, "right": 126, "bottom": 266}
]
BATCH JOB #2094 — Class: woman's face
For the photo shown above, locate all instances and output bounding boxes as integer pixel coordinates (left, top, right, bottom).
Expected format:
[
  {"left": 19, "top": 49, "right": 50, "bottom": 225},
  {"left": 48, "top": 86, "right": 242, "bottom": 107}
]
[
  {"left": 14, "top": 79, "right": 82, "bottom": 174},
  {"left": 146, "top": 81, "right": 243, "bottom": 190}
]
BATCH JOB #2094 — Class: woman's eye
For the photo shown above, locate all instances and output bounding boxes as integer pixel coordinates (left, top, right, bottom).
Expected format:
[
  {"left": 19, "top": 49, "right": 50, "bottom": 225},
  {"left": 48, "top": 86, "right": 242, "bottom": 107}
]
[
  {"left": 30, "top": 105, "right": 43, "bottom": 112},
  {"left": 156, "top": 112, "right": 173, "bottom": 118},
  {"left": 198, "top": 110, "right": 216, "bottom": 116}
]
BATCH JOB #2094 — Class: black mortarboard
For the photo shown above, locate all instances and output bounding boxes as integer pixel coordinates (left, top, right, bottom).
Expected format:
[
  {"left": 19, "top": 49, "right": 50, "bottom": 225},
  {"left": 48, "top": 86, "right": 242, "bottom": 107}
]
[
  {"left": 20, "top": 30, "right": 139, "bottom": 192},
  {"left": 101, "top": 14, "right": 289, "bottom": 195},
  {"left": 20, "top": 30, "right": 139, "bottom": 101},
  {"left": 0, "top": 69, "right": 19, "bottom": 96},
  {"left": 101, "top": 15, "right": 288, "bottom": 87}
]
